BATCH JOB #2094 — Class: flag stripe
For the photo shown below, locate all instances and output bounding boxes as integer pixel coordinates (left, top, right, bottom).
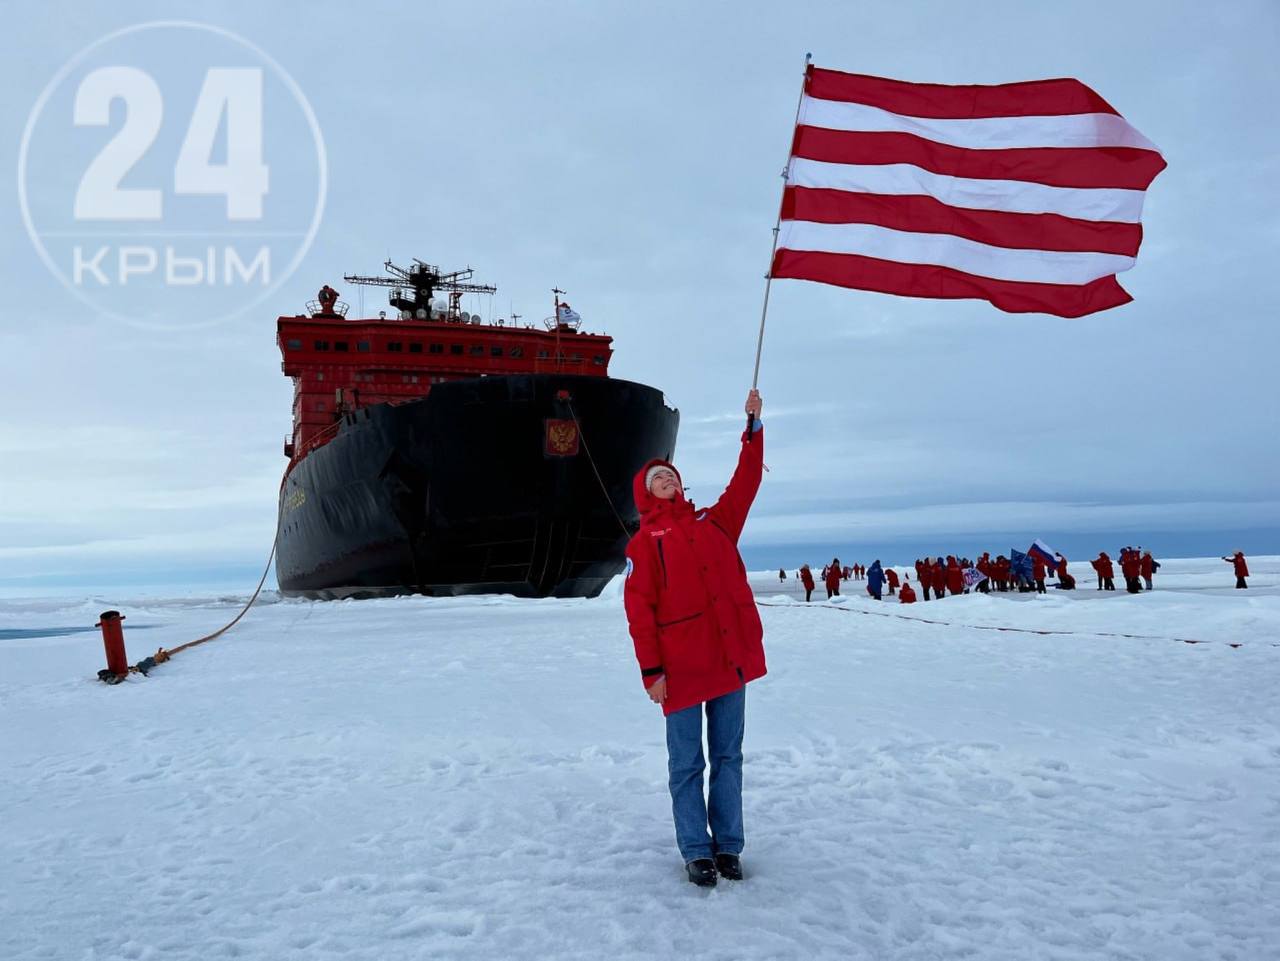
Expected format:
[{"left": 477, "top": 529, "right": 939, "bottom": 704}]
[
  {"left": 806, "top": 68, "right": 1121, "bottom": 119},
  {"left": 793, "top": 127, "right": 1166, "bottom": 191},
  {"left": 778, "top": 220, "right": 1134, "bottom": 285},
  {"left": 771, "top": 249, "right": 1132, "bottom": 318},
  {"left": 775, "top": 67, "right": 1164, "bottom": 318},
  {"left": 800, "top": 95, "right": 1159, "bottom": 152},
  {"left": 789, "top": 157, "right": 1147, "bottom": 223},
  {"left": 781, "top": 187, "right": 1143, "bottom": 256}
]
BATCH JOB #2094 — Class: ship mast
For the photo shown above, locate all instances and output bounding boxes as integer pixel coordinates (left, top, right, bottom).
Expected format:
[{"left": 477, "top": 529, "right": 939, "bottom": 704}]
[
  {"left": 552, "top": 287, "right": 564, "bottom": 372},
  {"left": 343, "top": 259, "right": 496, "bottom": 321}
]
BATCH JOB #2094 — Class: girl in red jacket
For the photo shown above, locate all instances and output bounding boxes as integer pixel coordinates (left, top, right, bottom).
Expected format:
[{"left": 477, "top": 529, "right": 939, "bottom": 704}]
[{"left": 623, "top": 390, "right": 765, "bottom": 887}]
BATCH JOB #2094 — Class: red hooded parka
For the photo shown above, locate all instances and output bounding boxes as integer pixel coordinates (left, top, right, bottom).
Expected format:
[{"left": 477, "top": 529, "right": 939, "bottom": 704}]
[
  {"left": 945, "top": 556, "right": 963, "bottom": 595},
  {"left": 1121, "top": 551, "right": 1139, "bottom": 579},
  {"left": 824, "top": 564, "right": 842, "bottom": 591},
  {"left": 623, "top": 429, "right": 767, "bottom": 716},
  {"left": 931, "top": 559, "right": 947, "bottom": 594}
]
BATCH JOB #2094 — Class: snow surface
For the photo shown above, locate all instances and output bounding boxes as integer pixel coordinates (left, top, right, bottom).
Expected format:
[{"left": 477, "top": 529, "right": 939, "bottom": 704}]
[{"left": 2, "top": 557, "right": 1278, "bottom": 960}]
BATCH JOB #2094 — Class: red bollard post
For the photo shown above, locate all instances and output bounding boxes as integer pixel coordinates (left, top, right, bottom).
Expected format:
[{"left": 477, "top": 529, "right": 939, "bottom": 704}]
[{"left": 96, "top": 610, "right": 129, "bottom": 680}]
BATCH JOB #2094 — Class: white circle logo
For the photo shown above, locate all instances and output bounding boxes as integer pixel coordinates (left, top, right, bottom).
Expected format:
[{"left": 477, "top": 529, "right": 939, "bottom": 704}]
[{"left": 17, "top": 21, "right": 327, "bottom": 330}]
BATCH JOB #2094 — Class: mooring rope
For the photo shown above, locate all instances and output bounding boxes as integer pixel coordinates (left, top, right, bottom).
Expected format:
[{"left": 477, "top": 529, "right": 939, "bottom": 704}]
[{"left": 102, "top": 495, "right": 284, "bottom": 681}]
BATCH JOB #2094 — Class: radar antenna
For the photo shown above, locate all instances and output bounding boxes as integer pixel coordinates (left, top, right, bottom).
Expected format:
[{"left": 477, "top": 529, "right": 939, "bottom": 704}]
[{"left": 343, "top": 259, "right": 497, "bottom": 321}]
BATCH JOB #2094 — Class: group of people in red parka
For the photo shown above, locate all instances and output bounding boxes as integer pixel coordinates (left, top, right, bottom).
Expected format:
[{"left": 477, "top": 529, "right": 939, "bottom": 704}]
[
  {"left": 1093, "top": 546, "right": 1161, "bottom": 593},
  {"left": 794, "top": 560, "right": 875, "bottom": 603},
  {"left": 790, "top": 549, "right": 1253, "bottom": 603},
  {"left": 909, "top": 556, "right": 969, "bottom": 601},
  {"left": 971, "top": 552, "right": 1065, "bottom": 593}
]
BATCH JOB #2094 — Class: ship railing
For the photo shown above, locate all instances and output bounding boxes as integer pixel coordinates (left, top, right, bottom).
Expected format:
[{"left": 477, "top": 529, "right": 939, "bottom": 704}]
[
  {"left": 306, "top": 299, "right": 350, "bottom": 318},
  {"left": 283, "top": 419, "right": 343, "bottom": 481}
]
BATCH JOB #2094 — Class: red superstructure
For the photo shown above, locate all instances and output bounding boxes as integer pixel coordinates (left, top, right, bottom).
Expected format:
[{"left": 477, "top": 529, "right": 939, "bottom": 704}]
[{"left": 277, "top": 261, "right": 612, "bottom": 466}]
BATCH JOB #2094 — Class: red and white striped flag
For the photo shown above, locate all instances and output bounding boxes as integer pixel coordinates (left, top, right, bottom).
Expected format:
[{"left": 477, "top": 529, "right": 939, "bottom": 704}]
[{"left": 771, "top": 67, "right": 1166, "bottom": 317}]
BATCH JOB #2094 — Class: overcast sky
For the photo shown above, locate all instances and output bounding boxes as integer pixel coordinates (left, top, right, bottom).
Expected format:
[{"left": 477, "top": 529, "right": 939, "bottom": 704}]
[{"left": 2, "top": 0, "right": 1277, "bottom": 594}]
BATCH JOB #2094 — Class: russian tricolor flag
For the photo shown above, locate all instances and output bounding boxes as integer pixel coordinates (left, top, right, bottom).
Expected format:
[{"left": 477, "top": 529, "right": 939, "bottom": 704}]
[{"left": 1028, "top": 539, "right": 1060, "bottom": 572}]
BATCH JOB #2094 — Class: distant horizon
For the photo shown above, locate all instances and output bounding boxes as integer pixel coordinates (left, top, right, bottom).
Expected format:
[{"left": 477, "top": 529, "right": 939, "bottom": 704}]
[
  {"left": 2, "top": 528, "right": 1276, "bottom": 600},
  {"left": 738, "top": 527, "right": 1280, "bottom": 571}
]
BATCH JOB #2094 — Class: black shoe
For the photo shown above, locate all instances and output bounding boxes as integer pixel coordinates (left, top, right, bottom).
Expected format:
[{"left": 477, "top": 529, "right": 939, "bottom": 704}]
[
  {"left": 714, "top": 853, "right": 743, "bottom": 880},
  {"left": 686, "top": 858, "right": 717, "bottom": 887}
]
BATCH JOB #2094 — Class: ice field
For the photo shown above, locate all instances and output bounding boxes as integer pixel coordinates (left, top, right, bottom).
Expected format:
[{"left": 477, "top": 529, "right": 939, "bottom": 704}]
[{"left": 2, "top": 556, "right": 1278, "bottom": 960}]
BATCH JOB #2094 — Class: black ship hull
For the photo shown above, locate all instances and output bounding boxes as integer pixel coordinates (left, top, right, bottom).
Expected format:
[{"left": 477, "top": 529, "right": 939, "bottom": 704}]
[{"left": 276, "top": 374, "right": 679, "bottom": 599}]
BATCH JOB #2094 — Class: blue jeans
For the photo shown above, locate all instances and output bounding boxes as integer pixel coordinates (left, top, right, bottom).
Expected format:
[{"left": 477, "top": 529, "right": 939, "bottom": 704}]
[{"left": 665, "top": 685, "right": 745, "bottom": 862}]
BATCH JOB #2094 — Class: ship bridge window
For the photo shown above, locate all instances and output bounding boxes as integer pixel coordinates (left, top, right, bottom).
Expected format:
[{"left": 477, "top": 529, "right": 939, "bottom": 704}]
[
  {"left": 429, "top": 343, "right": 443, "bottom": 354},
  {"left": 409, "top": 342, "right": 423, "bottom": 354},
  {"left": 593, "top": 355, "right": 605, "bottom": 365},
  {"left": 450, "top": 344, "right": 464, "bottom": 356},
  {"left": 537, "top": 350, "right": 549, "bottom": 360},
  {"left": 357, "top": 341, "right": 371, "bottom": 352},
  {"left": 490, "top": 346, "right": 503, "bottom": 357},
  {"left": 510, "top": 346, "right": 524, "bottom": 358},
  {"left": 469, "top": 345, "right": 484, "bottom": 356},
  {"left": 387, "top": 341, "right": 403, "bottom": 352},
  {"left": 314, "top": 339, "right": 330, "bottom": 351},
  {"left": 334, "top": 341, "right": 349, "bottom": 352},
  {"left": 286, "top": 338, "right": 302, "bottom": 350}
]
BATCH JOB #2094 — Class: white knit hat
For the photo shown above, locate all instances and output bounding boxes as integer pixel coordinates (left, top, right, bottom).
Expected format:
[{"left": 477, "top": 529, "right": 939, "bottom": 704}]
[{"left": 645, "top": 464, "right": 676, "bottom": 492}]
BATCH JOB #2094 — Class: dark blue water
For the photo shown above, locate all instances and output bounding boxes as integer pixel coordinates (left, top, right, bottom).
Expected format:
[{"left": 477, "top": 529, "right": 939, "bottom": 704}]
[{"left": 1, "top": 624, "right": 160, "bottom": 641}]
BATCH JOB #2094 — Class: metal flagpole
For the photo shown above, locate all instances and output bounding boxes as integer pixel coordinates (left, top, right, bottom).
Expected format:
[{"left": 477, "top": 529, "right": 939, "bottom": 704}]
[{"left": 747, "top": 52, "right": 811, "bottom": 440}]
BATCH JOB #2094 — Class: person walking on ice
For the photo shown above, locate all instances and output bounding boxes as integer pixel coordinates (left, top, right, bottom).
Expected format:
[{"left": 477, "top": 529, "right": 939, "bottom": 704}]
[
  {"left": 1141, "top": 551, "right": 1158, "bottom": 591},
  {"left": 825, "top": 558, "right": 842, "bottom": 599},
  {"left": 799, "top": 564, "right": 814, "bottom": 602},
  {"left": 623, "top": 390, "right": 767, "bottom": 887},
  {"left": 866, "top": 560, "right": 885, "bottom": 600}
]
